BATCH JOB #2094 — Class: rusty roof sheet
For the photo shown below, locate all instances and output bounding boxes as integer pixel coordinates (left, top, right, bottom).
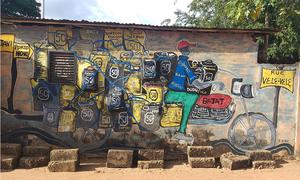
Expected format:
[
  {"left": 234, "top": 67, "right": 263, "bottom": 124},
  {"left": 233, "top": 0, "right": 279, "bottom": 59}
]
[{"left": 1, "top": 17, "right": 278, "bottom": 35}]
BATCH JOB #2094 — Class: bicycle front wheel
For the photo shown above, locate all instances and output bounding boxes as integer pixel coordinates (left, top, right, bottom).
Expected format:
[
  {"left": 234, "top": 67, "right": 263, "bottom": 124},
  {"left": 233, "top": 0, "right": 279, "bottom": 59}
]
[{"left": 228, "top": 112, "right": 276, "bottom": 151}]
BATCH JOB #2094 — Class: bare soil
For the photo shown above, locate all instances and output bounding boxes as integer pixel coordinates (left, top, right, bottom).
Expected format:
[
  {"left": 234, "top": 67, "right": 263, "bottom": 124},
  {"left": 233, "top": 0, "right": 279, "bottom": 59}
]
[{"left": 1, "top": 160, "right": 300, "bottom": 180}]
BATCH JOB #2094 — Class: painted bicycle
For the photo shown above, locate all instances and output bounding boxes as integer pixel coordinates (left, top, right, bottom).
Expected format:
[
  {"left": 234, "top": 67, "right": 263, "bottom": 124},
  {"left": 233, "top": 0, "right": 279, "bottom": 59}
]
[{"left": 188, "top": 61, "right": 276, "bottom": 152}]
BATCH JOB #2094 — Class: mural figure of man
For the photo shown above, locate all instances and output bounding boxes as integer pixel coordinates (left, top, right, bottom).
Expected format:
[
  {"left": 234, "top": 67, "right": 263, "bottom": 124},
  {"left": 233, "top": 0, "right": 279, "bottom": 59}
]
[{"left": 165, "top": 40, "right": 223, "bottom": 143}]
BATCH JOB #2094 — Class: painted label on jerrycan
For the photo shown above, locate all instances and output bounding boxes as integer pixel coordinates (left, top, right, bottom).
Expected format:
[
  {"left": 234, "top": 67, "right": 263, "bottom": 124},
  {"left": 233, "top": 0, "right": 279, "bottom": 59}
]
[
  {"left": 143, "top": 83, "right": 164, "bottom": 104},
  {"left": 58, "top": 110, "right": 76, "bottom": 132}
]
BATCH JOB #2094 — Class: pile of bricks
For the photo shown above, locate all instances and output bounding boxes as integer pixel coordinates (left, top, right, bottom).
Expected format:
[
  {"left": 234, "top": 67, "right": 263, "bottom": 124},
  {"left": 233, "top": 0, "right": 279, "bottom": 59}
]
[
  {"left": 48, "top": 148, "right": 79, "bottom": 172},
  {"left": 187, "top": 146, "right": 215, "bottom": 168},
  {"left": 137, "top": 149, "right": 164, "bottom": 169},
  {"left": 106, "top": 149, "right": 133, "bottom": 168},
  {"left": 220, "top": 152, "right": 251, "bottom": 170},
  {"left": 1, "top": 143, "right": 21, "bottom": 170},
  {"left": 246, "top": 150, "right": 276, "bottom": 169},
  {"left": 19, "top": 146, "right": 50, "bottom": 168}
]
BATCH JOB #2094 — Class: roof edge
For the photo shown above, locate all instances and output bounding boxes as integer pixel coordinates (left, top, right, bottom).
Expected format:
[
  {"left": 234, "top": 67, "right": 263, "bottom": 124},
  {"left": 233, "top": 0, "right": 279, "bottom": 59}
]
[{"left": 1, "top": 17, "right": 279, "bottom": 34}]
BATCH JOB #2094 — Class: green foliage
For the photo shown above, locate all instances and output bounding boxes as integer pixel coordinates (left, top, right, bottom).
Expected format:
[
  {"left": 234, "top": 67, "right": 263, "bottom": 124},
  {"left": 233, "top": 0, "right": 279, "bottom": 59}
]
[
  {"left": 174, "top": 0, "right": 300, "bottom": 63},
  {"left": 1, "top": 0, "right": 41, "bottom": 18}
]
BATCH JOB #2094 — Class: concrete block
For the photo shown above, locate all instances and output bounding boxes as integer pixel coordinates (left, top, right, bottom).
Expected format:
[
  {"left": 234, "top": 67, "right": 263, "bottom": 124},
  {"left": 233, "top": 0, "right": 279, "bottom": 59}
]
[
  {"left": 23, "top": 146, "right": 50, "bottom": 157},
  {"left": 106, "top": 149, "right": 133, "bottom": 168},
  {"left": 1, "top": 155, "right": 17, "bottom": 170},
  {"left": 50, "top": 148, "right": 79, "bottom": 161},
  {"left": 252, "top": 160, "right": 276, "bottom": 169},
  {"left": 137, "top": 160, "right": 164, "bottom": 169},
  {"left": 138, "top": 149, "right": 164, "bottom": 160},
  {"left": 220, "top": 152, "right": 250, "bottom": 170},
  {"left": 188, "top": 157, "right": 215, "bottom": 168},
  {"left": 188, "top": 146, "right": 214, "bottom": 157},
  {"left": 19, "top": 156, "right": 49, "bottom": 169},
  {"left": 48, "top": 160, "right": 77, "bottom": 172},
  {"left": 1, "top": 143, "right": 21, "bottom": 158},
  {"left": 246, "top": 150, "right": 272, "bottom": 161}
]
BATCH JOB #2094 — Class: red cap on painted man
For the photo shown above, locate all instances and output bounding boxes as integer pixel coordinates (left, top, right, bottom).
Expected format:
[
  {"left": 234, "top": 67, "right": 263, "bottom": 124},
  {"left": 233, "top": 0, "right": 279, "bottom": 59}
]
[{"left": 177, "top": 40, "right": 196, "bottom": 50}]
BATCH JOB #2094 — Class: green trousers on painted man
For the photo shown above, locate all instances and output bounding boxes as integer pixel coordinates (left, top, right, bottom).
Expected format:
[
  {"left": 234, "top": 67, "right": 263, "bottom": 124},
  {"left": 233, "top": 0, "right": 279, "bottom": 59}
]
[{"left": 165, "top": 90, "right": 198, "bottom": 133}]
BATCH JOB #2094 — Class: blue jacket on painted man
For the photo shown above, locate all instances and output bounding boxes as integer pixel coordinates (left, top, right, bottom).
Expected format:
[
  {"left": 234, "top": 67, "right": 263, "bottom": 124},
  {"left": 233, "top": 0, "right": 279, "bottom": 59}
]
[{"left": 168, "top": 55, "right": 197, "bottom": 91}]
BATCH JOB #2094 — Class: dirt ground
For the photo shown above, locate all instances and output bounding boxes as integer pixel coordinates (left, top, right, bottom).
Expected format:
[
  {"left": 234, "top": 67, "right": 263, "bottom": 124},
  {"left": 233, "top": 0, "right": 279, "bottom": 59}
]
[{"left": 1, "top": 160, "right": 300, "bottom": 180}]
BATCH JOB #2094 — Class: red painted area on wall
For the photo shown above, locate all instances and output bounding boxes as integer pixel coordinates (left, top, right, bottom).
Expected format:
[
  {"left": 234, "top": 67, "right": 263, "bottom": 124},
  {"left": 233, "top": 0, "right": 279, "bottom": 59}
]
[{"left": 196, "top": 94, "right": 232, "bottom": 109}]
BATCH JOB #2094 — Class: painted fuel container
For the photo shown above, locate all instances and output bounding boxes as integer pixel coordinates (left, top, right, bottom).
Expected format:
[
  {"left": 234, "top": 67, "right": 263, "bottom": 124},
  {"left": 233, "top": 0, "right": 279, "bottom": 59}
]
[
  {"left": 107, "top": 86, "right": 125, "bottom": 111},
  {"left": 58, "top": 109, "right": 76, "bottom": 132},
  {"left": 187, "top": 59, "right": 218, "bottom": 95},
  {"left": 112, "top": 110, "right": 132, "bottom": 132},
  {"left": 77, "top": 100, "right": 100, "bottom": 129},
  {"left": 43, "top": 106, "right": 61, "bottom": 127},
  {"left": 140, "top": 104, "right": 162, "bottom": 132},
  {"left": 82, "top": 66, "right": 98, "bottom": 91},
  {"left": 154, "top": 52, "right": 177, "bottom": 82},
  {"left": 143, "top": 58, "right": 157, "bottom": 79},
  {"left": 142, "top": 83, "right": 164, "bottom": 104}
]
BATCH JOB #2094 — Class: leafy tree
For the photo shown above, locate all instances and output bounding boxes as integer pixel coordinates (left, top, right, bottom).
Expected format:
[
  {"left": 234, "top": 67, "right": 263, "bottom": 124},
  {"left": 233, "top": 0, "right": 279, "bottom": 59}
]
[
  {"left": 1, "top": 0, "right": 41, "bottom": 18},
  {"left": 174, "top": 0, "right": 300, "bottom": 63}
]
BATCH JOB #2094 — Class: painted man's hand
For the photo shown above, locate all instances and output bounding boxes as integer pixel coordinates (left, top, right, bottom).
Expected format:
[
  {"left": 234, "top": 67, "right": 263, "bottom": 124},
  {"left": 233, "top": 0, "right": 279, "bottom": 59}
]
[
  {"left": 192, "top": 79, "right": 224, "bottom": 91},
  {"left": 212, "top": 82, "right": 225, "bottom": 91}
]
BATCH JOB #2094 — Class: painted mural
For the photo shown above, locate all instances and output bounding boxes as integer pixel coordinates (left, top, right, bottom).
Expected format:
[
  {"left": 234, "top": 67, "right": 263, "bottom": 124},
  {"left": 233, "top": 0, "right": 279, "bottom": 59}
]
[{"left": 0, "top": 23, "right": 298, "bottom": 156}]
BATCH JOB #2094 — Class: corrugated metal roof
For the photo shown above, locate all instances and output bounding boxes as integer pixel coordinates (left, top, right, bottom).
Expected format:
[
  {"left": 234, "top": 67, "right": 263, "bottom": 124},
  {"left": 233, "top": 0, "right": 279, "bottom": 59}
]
[{"left": 1, "top": 17, "right": 278, "bottom": 35}]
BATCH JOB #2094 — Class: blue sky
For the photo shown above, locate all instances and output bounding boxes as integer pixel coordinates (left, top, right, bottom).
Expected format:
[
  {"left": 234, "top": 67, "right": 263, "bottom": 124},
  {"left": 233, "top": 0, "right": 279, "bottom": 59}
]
[{"left": 39, "top": 0, "right": 192, "bottom": 25}]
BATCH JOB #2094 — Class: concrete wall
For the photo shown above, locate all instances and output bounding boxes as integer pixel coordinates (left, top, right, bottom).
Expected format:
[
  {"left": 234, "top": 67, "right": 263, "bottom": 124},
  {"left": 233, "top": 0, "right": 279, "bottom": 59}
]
[{"left": 1, "top": 23, "right": 299, "bottom": 157}]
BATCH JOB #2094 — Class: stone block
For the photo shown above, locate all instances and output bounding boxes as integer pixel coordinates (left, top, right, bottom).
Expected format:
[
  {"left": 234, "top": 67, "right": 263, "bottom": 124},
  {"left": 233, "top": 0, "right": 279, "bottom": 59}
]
[
  {"left": 23, "top": 146, "right": 50, "bottom": 157},
  {"left": 188, "top": 146, "right": 214, "bottom": 157},
  {"left": 106, "top": 149, "right": 133, "bottom": 168},
  {"left": 48, "top": 160, "right": 77, "bottom": 172},
  {"left": 137, "top": 160, "right": 164, "bottom": 169},
  {"left": 188, "top": 157, "right": 215, "bottom": 168},
  {"left": 19, "top": 156, "right": 49, "bottom": 169},
  {"left": 50, "top": 148, "right": 79, "bottom": 161},
  {"left": 1, "top": 155, "right": 17, "bottom": 170},
  {"left": 246, "top": 150, "right": 272, "bottom": 161},
  {"left": 138, "top": 149, "right": 164, "bottom": 160},
  {"left": 220, "top": 152, "right": 250, "bottom": 170},
  {"left": 252, "top": 160, "right": 276, "bottom": 169},
  {"left": 212, "top": 144, "right": 232, "bottom": 158},
  {"left": 1, "top": 143, "right": 21, "bottom": 158}
]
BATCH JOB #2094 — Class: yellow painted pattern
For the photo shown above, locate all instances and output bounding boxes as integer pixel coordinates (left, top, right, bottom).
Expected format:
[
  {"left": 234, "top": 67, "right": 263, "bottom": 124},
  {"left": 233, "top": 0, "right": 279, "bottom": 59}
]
[
  {"left": 120, "top": 51, "right": 142, "bottom": 66},
  {"left": 48, "top": 26, "right": 72, "bottom": 50},
  {"left": 35, "top": 49, "right": 48, "bottom": 80},
  {"left": 58, "top": 110, "right": 76, "bottom": 132},
  {"left": 0, "top": 34, "right": 15, "bottom": 52},
  {"left": 125, "top": 71, "right": 142, "bottom": 95},
  {"left": 131, "top": 100, "right": 145, "bottom": 123},
  {"left": 79, "top": 29, "right": 101, "bottom": 40},
  {"left": 124, "top": 30, "right": 146, "bottom": 52},
  {"left": 160, "top": 104, "right": 182, "bottom": 127},
  {"left": 91, "top": 93, "right": 104, "bottom": 109},
  {"left": 260, "top": 68, "right": 296, "bottom": 93},
  {"left": 60, "top": 85, "right": 76, "bottom": 106},
  {"left": 77, "top": 61, "right": 91, "bottom": 88},
  {"left": 91, "top": 52, "right": 109, "bottom": 88},
  {"left": 104, "top": 29, "right": 123, "bottom": 51}
]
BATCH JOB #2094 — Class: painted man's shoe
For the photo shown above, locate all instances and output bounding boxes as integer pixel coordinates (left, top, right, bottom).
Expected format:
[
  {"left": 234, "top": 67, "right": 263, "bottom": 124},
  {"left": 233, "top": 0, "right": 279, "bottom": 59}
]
[{"left": 173, "top": 132, "right": 194, "bottom": 145}]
